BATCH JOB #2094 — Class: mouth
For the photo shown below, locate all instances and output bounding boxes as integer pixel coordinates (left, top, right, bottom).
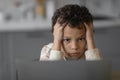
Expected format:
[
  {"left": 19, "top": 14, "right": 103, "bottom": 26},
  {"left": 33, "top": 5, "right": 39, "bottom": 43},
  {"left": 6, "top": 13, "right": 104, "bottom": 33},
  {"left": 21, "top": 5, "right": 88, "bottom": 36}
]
[{"left": 70, "top": 53, "right": 79, "bottom": 56}]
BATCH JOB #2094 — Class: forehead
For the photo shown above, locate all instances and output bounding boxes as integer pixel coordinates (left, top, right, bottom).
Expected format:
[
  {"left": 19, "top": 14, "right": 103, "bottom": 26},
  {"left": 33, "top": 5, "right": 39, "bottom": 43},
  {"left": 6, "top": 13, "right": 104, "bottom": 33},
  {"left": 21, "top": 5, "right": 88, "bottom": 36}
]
[{"left": 63, "top": 25, "right": 86, "bottom": 37}]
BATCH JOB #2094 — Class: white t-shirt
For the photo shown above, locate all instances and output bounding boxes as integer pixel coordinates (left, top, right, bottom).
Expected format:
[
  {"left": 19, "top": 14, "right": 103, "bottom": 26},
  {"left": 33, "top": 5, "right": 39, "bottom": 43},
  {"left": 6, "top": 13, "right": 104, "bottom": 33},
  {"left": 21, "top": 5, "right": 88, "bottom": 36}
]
[{"left": 40, "top": 43, "right": 102, "bottom": 61}]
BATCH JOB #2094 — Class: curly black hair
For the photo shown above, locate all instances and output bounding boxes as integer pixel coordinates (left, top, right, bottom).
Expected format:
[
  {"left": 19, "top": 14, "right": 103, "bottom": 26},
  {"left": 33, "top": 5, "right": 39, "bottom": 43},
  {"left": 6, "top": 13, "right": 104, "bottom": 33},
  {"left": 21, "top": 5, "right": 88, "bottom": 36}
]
[{"left": 51, "top": 4, "right": 93, "bottom": 32}]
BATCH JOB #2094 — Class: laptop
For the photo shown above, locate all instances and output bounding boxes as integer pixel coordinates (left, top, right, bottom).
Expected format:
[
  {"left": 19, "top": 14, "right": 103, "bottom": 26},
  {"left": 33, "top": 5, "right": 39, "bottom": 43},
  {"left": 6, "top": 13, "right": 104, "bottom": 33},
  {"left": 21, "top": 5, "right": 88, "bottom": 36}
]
[{"left": 16, "top": 60, "right": 111, "bottom": 80}]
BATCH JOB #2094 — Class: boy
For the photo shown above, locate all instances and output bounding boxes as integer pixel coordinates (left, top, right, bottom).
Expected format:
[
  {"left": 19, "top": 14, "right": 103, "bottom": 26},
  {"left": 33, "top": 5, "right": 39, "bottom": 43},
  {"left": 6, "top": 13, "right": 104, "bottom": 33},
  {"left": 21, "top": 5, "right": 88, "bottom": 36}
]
[{"left": 40, "top": 4, "right": 102, "bottom": 61}]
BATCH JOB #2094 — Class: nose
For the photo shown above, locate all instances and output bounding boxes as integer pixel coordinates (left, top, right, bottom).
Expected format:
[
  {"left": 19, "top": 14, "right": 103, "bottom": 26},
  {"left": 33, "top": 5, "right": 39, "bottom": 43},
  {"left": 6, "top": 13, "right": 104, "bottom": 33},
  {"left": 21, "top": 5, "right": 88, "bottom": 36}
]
[{"left": 71, "top": 41, "right": 78, "bottom": 50}]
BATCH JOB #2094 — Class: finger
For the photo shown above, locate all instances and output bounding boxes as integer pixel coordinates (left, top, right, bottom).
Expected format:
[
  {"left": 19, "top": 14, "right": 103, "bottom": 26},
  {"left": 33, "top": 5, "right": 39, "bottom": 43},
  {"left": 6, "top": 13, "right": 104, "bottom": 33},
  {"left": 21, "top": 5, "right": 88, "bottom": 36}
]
[
  {"left": 54, "top": 21, "right": 62, "bottom": 28},
  {"left": 54, "top": 19, "right": 68, "bottom": 32},
  {"left": 84, "top": 23, "right": 95, "bottom": 33},
  {"left": 84, "top": 22, "right": 94, "bottom": 28},
  {"left": 84, "top": 23, "right": 88, "bottom": 28},
  {"left": 57, "top": 17, "right": 63, "bottom": 23},
  {"left": 54, "top": 22, "right": 64, "bottom": 31}
]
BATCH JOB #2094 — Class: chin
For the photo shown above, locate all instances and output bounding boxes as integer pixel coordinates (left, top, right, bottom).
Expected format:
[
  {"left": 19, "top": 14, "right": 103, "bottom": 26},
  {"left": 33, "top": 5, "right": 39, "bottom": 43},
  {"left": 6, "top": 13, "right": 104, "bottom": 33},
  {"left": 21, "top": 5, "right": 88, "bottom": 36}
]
[
  {"left": 64, "top": 52, "right": 84, "bottom": 60},
  {"left": 71, "top": 57, "right": 80, "bottom": 60},
  {"left": 71, "top": 55, "right": 84, "bottom": 60}
]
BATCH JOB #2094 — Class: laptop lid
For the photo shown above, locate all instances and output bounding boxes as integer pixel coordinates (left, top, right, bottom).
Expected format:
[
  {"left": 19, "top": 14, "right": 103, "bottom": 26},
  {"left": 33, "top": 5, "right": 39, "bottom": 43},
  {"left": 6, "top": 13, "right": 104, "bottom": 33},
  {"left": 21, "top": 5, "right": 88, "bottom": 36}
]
[{"left": 16, "top": 60, "right": 111, "bottom": 80}]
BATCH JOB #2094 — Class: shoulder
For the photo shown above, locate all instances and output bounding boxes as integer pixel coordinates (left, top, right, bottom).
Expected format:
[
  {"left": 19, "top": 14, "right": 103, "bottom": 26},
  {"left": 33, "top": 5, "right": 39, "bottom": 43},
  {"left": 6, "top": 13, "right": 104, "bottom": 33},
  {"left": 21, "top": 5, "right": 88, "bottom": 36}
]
[
  {"left": 42, "top": 43, "right": 53, "bottom": 51},
  {"left": 40, "top": 43, "right": 53, "bottom": 61},
  {"left": 85, "top": 48, "right": 102, "bottom": 60},
  {"left": 46, "top": 43, "right": 53, "bottom": 48},
  {"left": 41, "top": 43, "right": 53, "bottom": 53}
]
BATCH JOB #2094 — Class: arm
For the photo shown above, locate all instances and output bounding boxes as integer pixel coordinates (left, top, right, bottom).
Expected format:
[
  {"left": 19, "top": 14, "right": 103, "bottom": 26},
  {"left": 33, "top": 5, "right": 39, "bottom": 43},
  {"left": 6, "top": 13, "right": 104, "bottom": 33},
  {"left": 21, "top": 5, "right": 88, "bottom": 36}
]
[
  {"left": 84, "top": 22, "right": 95, "bottom": 50},
  {"left": 49, "top": 21, "right": 68, "bottom": 60},
  {"left": 40, "top": 45, "right": 50, "bottom": 61},
  {"left": 52, "top": 21, "right": 64, "bottom": 51},
  {"left": 40, "top": 43, "right": 62, "bottom": 61},
  {"left": 84, "top": 22, "right": 102, "bottom": 60},
  {"left": 40, "top": 21, "right": 66, "bottom": 61}
]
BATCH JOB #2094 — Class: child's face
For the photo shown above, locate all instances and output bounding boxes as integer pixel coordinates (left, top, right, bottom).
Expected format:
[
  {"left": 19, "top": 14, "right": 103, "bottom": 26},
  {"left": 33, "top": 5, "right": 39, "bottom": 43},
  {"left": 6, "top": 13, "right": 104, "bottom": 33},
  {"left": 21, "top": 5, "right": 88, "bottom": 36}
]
[{"left": 61, "top": 25, "right": 86, "bottom": 59}]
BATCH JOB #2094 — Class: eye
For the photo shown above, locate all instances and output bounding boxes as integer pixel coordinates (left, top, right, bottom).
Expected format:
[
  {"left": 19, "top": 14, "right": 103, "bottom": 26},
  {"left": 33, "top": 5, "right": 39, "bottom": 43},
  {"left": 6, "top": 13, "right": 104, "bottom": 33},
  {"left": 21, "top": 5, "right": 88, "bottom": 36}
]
[
  {"left": 63, "top": 38, "right": 70, "bottom": 43},
  {"left": 79, "top": 37, "right": 85, "bottom": 41}
]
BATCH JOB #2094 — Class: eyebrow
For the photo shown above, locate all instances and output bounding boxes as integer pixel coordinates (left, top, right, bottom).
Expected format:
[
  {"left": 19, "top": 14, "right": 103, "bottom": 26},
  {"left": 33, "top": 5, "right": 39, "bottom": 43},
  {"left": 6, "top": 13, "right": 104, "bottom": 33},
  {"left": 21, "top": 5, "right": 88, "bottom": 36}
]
[{"left": 63, "top": 35, "right": 85, "bottom": 39}]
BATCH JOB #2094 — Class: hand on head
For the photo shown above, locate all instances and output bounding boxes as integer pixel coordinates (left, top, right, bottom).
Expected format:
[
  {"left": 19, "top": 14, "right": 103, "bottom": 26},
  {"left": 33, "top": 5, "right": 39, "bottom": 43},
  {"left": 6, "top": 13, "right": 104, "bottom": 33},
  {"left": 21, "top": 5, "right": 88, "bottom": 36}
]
[
  {"left": 84, "top": 22, "right": 96, "bottom": 50},
  {"left": 52, "top": 19, "right": 68, "bottom": 51}
]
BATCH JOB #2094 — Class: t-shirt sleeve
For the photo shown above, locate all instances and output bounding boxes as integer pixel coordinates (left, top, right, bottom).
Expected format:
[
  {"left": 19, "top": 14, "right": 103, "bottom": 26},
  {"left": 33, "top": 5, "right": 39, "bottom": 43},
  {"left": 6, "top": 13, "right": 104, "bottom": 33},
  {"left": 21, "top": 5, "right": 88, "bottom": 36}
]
[
  {"left": 48, "top": 50, "right": 62, "bottom": 60},
  {"left": 40, "top": 43, "right": 62, "bottom": 61},
  {"left": 40, "top": 45, "right": 51, "bottom": 61},
  {"left": 85, "top": 48, "right": 102, "bottom": 60}
]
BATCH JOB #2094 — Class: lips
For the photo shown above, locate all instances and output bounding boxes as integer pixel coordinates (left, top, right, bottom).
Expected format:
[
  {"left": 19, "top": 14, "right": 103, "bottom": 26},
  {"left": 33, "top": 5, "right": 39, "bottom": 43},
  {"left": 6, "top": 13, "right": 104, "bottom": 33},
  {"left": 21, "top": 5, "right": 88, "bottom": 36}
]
[{"left": 70, "top": 53, "right": 79, "bottom": 56}]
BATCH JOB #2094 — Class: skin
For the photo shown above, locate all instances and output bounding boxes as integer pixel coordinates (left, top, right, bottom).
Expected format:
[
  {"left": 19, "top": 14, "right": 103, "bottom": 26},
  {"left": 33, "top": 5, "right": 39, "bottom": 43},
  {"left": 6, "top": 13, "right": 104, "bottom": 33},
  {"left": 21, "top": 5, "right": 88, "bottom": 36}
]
[
  {"left": 52, "top": 21, "right": 96, "bottom": 60},
  {"left": 61, "top": 25, "right": 86, "bottom": 59}
]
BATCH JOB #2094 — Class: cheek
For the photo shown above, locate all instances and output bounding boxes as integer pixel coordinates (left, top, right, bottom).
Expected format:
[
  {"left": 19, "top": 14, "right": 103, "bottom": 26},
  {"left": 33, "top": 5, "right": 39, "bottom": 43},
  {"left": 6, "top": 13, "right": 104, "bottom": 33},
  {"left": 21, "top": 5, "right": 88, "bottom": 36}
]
[
  {"left": 81, "top": 41, "right": 86, "bottom": 47},
  {"left": 77, "top": 42, "right": 87, "bottom": 51},
  {"left": 80, "top": 42, "right": 87, "bottom": 50},
  {"left": 61, "top": 43, "right": 70, "bottom": 51}
]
